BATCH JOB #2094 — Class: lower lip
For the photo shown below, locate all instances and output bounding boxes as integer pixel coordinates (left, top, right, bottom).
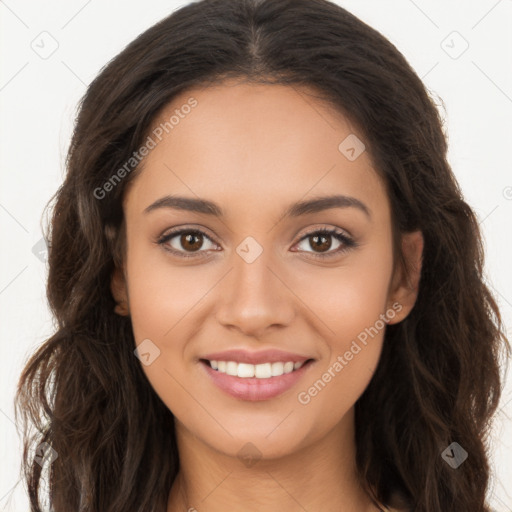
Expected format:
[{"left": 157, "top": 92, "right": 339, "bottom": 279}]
[{"left": 200, "top": 360, "right": 314, "bottom": 401}]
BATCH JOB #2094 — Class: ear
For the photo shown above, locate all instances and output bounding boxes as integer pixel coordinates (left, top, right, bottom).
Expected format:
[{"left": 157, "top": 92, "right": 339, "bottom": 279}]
[
  {"left": 386, "top": 230, "right": 424, "bottom": 325},
  {"left": 111, "top": 265, "right": 130, "bottom": 316}
]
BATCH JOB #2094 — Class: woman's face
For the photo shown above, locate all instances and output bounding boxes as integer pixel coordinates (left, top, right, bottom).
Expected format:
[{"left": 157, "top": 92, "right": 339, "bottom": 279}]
[{"left": 112, "top": 81, "right": 422, "bottom": 460}]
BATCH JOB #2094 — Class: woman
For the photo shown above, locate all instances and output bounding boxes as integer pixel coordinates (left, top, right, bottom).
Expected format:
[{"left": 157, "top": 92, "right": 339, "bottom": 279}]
[{"left": 15, "top": 0, "right": 510, "bottom": 510}]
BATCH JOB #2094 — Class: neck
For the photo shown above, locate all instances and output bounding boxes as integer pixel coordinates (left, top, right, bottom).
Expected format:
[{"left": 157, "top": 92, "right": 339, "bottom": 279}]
[{"left": 167, "top": 408, "right": 380, "bottom": 512}]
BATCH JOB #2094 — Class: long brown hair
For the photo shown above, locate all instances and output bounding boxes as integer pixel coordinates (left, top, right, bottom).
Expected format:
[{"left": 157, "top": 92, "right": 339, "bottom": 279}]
[{"left": 15, "top": 0, "right": 510, "bottom": 510}]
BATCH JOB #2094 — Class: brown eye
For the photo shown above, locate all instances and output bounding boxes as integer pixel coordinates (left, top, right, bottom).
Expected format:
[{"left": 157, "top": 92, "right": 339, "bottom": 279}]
[
  {"left": 294, "top": 228, "right": 356, "bottom": 258},
  {"left": 157, "top": 229, "right": 218, "bottom": 257},
  {"left": 179, "top": 232, "right": 204, "bottom": 252},
  {"left": 308, "top": 233, "right": 333, "bottom": 253}
]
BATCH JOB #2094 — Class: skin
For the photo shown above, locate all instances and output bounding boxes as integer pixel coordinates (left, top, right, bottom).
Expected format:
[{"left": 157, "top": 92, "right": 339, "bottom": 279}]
[{"left": 111, "top": 79, "right": 423, "bottom": 512}]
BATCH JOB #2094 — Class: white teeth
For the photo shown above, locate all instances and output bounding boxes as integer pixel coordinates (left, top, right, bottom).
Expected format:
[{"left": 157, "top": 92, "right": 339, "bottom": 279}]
[
  {"left": 283, "top": 362, "right": 294, "bottom": 374},
  {"left": 271, "top": 362, "right": 284, "bottom": 376},
  {"left": 208, "top": 359, "right": 307, "bottom": 378},
  {"left": 255, "top": 363, "right": 272, "bottom": 379},
  {"left": 226, "top": 361, "right": 238, "bottom": 376},
  {"left": 237, "top": 363, "right": 255, "bottom": 378}
]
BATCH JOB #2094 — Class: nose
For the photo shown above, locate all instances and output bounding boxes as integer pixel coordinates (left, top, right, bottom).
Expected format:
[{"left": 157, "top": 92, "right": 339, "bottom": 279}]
[{"left": 215, "top": 247, "right": 295, "bottom": 338}]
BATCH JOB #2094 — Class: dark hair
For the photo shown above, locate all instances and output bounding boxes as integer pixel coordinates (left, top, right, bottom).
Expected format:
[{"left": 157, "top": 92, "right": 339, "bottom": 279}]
[{"left": 15, "top": 0, "right": 510, "bottom": 510}]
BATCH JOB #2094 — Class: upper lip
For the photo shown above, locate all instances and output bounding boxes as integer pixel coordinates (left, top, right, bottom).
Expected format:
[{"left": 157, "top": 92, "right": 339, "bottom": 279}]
[{"left": 200, "top": 349, "right": 313, "bottom": 365}]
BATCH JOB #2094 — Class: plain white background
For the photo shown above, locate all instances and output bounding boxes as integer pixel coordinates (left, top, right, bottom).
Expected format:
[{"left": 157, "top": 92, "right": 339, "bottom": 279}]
[{"left": 1, "top": 0, "right": 511, "bottom": 510}]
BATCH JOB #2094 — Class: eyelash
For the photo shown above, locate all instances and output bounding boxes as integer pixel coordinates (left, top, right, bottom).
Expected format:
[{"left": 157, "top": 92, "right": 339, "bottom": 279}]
[{"left": 156, "top": 226, "right": 357, "bottom": 260}]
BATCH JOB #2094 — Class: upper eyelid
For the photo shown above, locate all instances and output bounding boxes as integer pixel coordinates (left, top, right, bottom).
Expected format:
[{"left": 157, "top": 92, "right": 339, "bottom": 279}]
[
  {"left": 158, "top": 226, "right": 219, "bottom": 244},
  {"left": 297, "top": 226, "right": 352, "bottom": 239}
]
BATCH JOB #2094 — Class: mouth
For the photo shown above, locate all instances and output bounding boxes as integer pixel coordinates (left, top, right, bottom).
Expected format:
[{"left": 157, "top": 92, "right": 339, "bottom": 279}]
[
  {"left": 201, "top": 358, "right": 314, "bottom": 378},
  {"left": 199, "top": 357, "right": 316, "bottom": 401}
]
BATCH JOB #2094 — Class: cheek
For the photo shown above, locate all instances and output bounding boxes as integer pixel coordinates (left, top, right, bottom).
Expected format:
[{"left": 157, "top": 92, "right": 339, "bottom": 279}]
[
  {"left": 123, "top": 246, "right": 220, "bottom": 414},
  {"left": 293, "top": 279, "right": 391, "bottom": 431},
  {"left": 292, "top": 239, "right": 393, "bottom": 412},
  {"left": 294, "top": 235, "right": 394, "bottom": 346},
  {"left": 125, "top": 243, "right": 212, "bottom": 345},
  {"left": 124, "top": 256, "right": 201, "bottom": 421}
]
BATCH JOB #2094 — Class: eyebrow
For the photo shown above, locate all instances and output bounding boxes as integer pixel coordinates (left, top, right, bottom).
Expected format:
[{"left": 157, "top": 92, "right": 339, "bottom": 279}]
[{"left": 143, "top": 194, "right": 371, "bottom": 219}]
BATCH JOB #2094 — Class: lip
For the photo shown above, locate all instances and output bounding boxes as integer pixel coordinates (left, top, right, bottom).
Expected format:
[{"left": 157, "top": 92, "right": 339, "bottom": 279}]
[
  {"left": 200, "top": 357, "right": 315, "bottom": 401},
  {"left": 200, "top": 349, "right": 311, "bottom": 365}
]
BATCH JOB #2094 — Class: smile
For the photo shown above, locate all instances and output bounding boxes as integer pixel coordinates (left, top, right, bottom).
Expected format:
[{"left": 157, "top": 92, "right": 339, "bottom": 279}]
[
  {"left": 207, "top": 359, "right": 306, "bottom": 378},
  {"left": 199, "top": 357, "right": 315, "bottom": 401}
]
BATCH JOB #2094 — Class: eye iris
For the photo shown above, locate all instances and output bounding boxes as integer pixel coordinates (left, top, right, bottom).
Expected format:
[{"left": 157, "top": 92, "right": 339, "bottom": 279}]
[
  {"left": 181, "top": 232, "right": 203, "bottom": 251},
  {"left": 310, "top": 233, "right": 331, "bottom": 252}
]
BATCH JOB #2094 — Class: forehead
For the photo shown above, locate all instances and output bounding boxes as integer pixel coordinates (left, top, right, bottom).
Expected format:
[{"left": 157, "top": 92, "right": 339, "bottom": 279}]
[{"left": 125, "top": 81, "right": 389, "bottom": 222}]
